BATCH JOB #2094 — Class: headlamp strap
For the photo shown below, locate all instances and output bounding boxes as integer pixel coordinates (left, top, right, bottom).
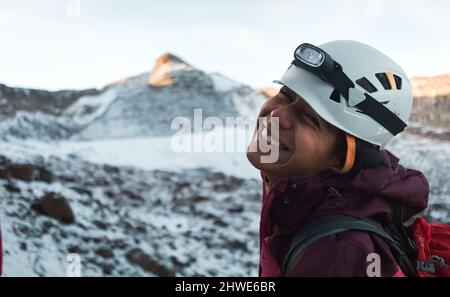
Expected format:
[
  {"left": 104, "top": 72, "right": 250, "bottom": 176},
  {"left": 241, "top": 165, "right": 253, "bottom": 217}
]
[
  {"left": 317, "top": 62, "right": 406, "bottom": 135},
  {"left": 354, "top": 93, "right": 406, "bottom": 135},
  {"left": 323, "top": 61, "right": 354, "bottom": 100}
]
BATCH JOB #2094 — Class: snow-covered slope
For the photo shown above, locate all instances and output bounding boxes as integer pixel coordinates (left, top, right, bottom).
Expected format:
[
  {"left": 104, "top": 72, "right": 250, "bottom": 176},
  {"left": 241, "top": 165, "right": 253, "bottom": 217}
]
[
  {"left": 1, "top": 126, "right": 258, "bottom": 180},
  {"left": 0, "top": 154, "right": 260, "bottom": 276}
]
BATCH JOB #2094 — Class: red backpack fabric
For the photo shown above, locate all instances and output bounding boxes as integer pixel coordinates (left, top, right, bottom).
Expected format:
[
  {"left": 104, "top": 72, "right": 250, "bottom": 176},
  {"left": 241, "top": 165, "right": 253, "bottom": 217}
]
[{"left": 412, "top": 216, "right": 450, "bottom": 277}]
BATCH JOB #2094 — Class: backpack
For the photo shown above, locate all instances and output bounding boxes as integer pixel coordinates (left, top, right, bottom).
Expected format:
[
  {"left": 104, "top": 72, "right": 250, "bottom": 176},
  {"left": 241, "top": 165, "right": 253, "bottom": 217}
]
[{"left": 282, "top": 206, "right": 450, "bottom": 277}]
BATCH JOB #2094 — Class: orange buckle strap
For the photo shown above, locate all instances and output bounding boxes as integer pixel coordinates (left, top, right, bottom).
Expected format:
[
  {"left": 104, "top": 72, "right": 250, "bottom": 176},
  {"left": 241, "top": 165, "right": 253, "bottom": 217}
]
[{"left": 341, "top": 134, "right": 356, "bottom": 174}]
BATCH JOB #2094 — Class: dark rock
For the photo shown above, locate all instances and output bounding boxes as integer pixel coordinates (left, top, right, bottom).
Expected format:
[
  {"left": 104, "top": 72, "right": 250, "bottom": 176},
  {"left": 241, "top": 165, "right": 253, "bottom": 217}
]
[
  {"left": 93, "top": 220, "right": 108, "bottom": 230},
  {"left": 4, "top": 163, "right": 53, "bottom": 183},
  {"left": 41, "top": 220, "right": 55, "bottom": 233},
  {"left": 213, "top": 177, "right": 243, "bottom": 192},
  {"left": 103, "top": 164, "right": 120, "bottom": 174},
  {"left": 125, "top": 248, "right": 175, "bottom": 277},
  {"left": 101, "top": 264, "right": 114, "bottom": 275},
  {"left": 96, "top": 177, "right": 110, "bottom": 186},
  {"left": 59, "top": 175, "right": 77, "bottom": 183},
  {"left": 4, "top": 182, "right": 21, "bottom": 193},
  {"left": 208, "top": 171, "right": 226, "bottom": 181},
  {"left": 70, "top": 186, "right": 92, "bottom": 196},
  {"left": 170, "top": 256, "right": 187, "bottom": 269},
  {"left": 122, "top": 189, "right": 143, "bottom": 201},
  {"left": 191, "top": 195, "right": 209, "bottom": 203},
  {"left": 227, "top": 240, "right": 247, "bottom": 252},
  {"left": 172, "top": 182, "right": 190, "bottom": 194},
  {"left": 31, "top": 192, "right": 75, "bottom": 224},
  {"left": 9, "top": 164, "right": 35, "bottom": 181},
  {"left": 227, "top": 205, "right": 244, "bottom": 213},
  {"left": 67, "top": 245, "right": 83, "bottom": 254},
  {"left": 105, "top": 190, "right": 115, "bottom": 199},
  {"left": 37, "top": 167, "right": 53, "bottom": 183},
  {"left": 20, "top": 242, "right": 27, "bottom": 251},
  {"left": 96, "top": 248, "right": 114, "bottom": 259},
  {"left": 213, "top": 218, "right": 228, "bottom": 227},
  {"left": 111, "top": 239, "right": 127, "bottom": 250}
]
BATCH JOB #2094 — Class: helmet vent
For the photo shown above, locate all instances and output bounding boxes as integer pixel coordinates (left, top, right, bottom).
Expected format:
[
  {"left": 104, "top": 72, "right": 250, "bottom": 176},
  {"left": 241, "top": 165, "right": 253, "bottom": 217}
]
[
  {"left": 394, "top": 74, "right": 402, "bottom": 89},
  {"left": 375, "top": 73, "right": 391, "bottom": 90},
  {"left": 356, "top": 77, "right": 377, "bottom": 93},
  {"left": 329, "top": 89, "right": 341, "bottom": 103}
]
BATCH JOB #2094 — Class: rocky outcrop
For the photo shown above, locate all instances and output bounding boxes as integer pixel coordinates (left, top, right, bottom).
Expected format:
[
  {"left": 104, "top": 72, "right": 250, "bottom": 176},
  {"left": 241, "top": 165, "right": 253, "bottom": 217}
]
[
  {"left": 0, "top": 158, "right": 53, "bottom": 183},
  {"left": 31, "top": 192, "right": 75, "bottom": 224},
  {"left": 125, "top": 248, "right": 175, "bottom": 277},
  {"left": 411, "top": 75, "right": 450, "bottom": 97},
  {"left": 411, "top": 94, "right": 450, "bottom": 126},
  {"left": 0, "top": 83, "right": 100, "bottom": 119},
  {"left": 148, "top": 53, "right": 215, "bottom": 94},
  {"left": 148, "top": 53, "right": 189, "bottom": 87}
]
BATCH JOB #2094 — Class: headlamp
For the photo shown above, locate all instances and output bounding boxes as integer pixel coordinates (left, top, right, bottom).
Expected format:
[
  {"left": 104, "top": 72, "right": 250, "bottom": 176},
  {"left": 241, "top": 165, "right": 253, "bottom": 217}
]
[
  {"left": 293, "top": 43, "right": 351, "bottom": 89},
  {"left": 294, "top": 44, "right": 325, "bottom": 67}
]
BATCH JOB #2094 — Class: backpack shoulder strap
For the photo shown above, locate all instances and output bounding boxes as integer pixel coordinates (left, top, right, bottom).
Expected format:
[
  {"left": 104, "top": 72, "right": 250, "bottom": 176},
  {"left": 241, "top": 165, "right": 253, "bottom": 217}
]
[{"left": 281, "top": 215, "right": 414, "bottom": 276}]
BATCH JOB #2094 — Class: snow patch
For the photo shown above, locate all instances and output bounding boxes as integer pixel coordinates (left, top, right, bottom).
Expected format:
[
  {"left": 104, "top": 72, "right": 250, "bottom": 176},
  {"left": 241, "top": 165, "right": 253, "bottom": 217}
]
[{"left": 64, "top": 89, "right": 117, "bottom": 126}]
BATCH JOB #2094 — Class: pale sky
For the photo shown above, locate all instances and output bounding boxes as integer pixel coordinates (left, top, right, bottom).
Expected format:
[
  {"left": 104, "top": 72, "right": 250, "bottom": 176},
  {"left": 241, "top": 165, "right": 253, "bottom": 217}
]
[{"left": 1, "top": 0, "right": 449, "bottom": 90}]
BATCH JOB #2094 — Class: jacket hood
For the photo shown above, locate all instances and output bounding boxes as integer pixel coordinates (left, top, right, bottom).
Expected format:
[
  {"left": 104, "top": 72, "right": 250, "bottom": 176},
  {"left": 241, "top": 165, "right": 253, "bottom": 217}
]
[{"left": 326, "top": 149, "right": 429, "bottom": 217}]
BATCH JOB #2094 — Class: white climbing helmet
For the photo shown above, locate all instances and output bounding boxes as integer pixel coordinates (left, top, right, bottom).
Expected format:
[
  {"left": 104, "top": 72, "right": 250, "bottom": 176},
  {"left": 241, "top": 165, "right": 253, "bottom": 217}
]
[{"left": 274, "top": 40, "right": 413, "bottom": 148}]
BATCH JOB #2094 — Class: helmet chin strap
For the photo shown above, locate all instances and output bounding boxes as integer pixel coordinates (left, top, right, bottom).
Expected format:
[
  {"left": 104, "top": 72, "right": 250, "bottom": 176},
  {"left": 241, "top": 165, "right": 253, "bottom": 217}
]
[{"left": 340, "top": 134, "right": 356, "bottom": 174}]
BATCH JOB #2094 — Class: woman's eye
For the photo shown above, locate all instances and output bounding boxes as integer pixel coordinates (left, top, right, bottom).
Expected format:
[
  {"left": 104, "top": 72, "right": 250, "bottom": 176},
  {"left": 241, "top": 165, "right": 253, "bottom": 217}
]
[{"left": 280, "top": 90, "right": 294, "bottom": 102}]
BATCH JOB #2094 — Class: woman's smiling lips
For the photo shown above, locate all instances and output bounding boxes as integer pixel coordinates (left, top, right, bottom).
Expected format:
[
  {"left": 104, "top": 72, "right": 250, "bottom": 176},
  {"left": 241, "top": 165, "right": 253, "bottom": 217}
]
[{"left": 258, "top": 124, "right": 290, "bottom": 151}]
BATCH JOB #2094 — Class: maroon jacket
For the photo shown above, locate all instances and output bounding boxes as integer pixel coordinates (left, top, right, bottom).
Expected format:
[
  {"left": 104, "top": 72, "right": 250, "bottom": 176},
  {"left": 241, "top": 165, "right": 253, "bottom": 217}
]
[{"left": 259, "top": 150, "right": 429, "bottom": 277}]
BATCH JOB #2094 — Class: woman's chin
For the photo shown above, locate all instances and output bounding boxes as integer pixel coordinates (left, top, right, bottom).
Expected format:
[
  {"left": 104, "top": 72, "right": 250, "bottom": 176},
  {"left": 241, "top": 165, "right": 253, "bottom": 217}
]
[{"left": 246, "top": 147, "right": 293, "bottom": 172}]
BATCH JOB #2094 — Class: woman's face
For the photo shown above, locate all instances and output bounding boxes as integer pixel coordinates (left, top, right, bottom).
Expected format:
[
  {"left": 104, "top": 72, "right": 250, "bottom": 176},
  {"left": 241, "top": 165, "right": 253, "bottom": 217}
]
[{"left": 247, "top": 86, "right": 343, "bottom": 180}]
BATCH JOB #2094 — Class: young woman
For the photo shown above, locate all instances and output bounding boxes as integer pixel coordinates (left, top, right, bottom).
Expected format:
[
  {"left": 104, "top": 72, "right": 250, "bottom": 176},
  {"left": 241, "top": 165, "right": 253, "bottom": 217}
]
[{"left": 247, "top": 40, "right": 429, "bottom": 277}]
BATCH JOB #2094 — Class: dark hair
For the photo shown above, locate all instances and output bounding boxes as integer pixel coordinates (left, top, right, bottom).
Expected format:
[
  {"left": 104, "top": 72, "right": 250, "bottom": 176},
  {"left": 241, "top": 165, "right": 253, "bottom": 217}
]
[{"left": 337, "top": 132, "right": 389, "bottom": 178}]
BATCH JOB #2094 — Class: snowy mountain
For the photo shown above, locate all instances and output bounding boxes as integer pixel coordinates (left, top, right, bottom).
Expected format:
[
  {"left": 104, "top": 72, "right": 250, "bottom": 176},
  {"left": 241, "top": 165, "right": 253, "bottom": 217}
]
[
  {"left": 0, "top": 53, "right": 265, "bottom": 141},
  {"left": 0, "top": 54, "right": 449, "bottom": 276}
]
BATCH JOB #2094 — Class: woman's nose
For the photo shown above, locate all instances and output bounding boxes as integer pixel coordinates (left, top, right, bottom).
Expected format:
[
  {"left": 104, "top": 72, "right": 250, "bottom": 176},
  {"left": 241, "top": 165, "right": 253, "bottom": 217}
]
[{"left": 269, "top": 106, "right": 291, "bottom": 130}]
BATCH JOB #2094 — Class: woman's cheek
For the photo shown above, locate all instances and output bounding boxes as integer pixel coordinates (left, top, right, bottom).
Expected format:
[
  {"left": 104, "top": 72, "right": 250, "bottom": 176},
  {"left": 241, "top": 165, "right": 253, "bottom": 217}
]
[{"left": 294, "top": 126, "right": 317, "bottom": 153}]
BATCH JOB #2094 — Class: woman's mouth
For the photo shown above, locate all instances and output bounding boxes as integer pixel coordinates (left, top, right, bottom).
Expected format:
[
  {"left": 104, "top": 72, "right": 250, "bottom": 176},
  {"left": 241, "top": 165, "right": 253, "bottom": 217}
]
[{"left": 259, "top": 126, "right": 290, "bottom": 151}]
